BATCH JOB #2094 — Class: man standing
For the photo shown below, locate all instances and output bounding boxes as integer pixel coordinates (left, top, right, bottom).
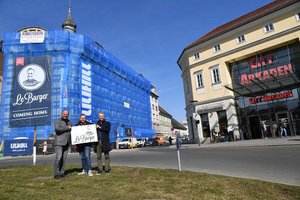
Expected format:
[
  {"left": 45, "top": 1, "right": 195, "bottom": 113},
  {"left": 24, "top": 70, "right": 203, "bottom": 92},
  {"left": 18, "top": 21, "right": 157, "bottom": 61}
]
[
  {"left": 76, "top": 114, "right": 93, "bottom": 177},
  {"left": 96, "top": 112, "right": 111, "bottom": 175},
  {"left": 53, "top": 110, "right": 72, "bottom": 179}
]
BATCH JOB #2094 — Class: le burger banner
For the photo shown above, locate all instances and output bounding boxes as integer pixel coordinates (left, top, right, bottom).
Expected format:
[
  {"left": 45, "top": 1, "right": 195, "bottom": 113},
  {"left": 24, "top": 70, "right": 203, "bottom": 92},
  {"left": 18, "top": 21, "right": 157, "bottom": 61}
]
[
  {"left": 9, "top": 56, "right": 52, "bottom": 127},
  {"left": 71, "top": 124, "right": 98, "bottom": 145}
]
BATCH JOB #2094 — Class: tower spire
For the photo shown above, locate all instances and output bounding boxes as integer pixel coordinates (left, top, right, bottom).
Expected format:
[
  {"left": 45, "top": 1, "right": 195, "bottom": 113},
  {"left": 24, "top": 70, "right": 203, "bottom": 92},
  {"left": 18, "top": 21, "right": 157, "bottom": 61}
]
[{"left": 62, "top": 0, "right": 77, "bottom": 32}]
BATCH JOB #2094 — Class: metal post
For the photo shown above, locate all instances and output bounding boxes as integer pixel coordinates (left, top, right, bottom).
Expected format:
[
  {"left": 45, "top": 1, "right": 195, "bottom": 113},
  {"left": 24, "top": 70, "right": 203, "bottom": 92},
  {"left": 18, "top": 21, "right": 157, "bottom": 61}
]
[
  {"left": 33, "top": 125, "right": 37, "bottom": 165},
  {"left": 177, "top": 149, "right": 181, "bottom": 171},
  {"left": 176, "top": 132, "right": 182, "bottom": 171}
]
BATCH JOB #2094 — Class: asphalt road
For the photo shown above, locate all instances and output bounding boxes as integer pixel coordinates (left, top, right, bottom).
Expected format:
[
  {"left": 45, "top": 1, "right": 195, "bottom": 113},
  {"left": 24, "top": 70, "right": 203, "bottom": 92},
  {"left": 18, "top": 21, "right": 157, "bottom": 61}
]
[{"left": 0, "top": 145, "right": 299, "bottom": 186}]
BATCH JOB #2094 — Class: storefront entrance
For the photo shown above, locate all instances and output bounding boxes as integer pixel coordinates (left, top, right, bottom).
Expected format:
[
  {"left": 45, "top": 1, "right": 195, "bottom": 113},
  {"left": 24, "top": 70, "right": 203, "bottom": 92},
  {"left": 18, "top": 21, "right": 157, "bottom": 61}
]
[
  {"left": 248, "top": 116, "right": 261, "bottom": 139},
  {"left": 201, "top": 113, "right": 210, "bottom": 138}
]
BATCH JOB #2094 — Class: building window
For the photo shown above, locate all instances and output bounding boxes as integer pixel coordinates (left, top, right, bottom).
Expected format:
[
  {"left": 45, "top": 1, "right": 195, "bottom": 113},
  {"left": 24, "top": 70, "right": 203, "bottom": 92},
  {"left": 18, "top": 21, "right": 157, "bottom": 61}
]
[
  {"left": 194, "top": 53, "right": 200, "bottom": 60},
  {"left": 213, "top": 44, "right": 221, "bottom": 52},
  {"left": 263, "top": 23, "right": 274, "bottom": 33},
  {"left": 296, "top": 12, "right": 300, "bottom": 21},
  {"left": 210, "top": 66, "right": 221, "bottom": 84},
  {"left": 194, "top": 71, "right": 204, "bottom": 88},
  {"left": 236, "top": 34, "right": 245, "bottom": 43}
]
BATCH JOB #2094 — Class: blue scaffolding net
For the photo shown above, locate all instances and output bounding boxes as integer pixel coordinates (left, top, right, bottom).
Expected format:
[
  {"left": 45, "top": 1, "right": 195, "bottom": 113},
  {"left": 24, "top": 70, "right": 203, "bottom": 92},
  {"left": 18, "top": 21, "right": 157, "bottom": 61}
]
[{"left": 0, "top": 30, "right": 156, "bottom": 143}]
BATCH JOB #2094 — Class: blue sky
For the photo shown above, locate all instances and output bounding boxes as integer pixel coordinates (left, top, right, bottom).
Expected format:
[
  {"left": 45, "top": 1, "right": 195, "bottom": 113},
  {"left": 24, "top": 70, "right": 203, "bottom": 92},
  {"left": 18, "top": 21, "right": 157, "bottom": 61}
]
[{"left": 0, "top": 0, "right": 272, "bottom": 121}]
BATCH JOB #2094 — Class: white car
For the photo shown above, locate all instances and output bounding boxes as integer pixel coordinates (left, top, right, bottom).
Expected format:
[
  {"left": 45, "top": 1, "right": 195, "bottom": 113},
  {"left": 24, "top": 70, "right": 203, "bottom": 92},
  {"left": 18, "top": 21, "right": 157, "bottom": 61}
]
[
  {"left": 118, "top": 137, "right": 137, "bottom": 149},
  {"left": 136, "top": 138, "right": 146, "bottom": 148}
]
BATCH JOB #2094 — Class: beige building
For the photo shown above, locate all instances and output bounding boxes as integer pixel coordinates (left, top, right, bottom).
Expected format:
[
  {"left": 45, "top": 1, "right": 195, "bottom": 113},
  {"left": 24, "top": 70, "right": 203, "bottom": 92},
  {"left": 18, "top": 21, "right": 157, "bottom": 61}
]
[
  {"left": 150, "top": 86, "right": 160, "bottom": 133},
  {"left": 158, "top": 106, "right": 172, "bottom": 135},
  {"left": 178, "top": 0, "right": 300, "bottom": 143}
]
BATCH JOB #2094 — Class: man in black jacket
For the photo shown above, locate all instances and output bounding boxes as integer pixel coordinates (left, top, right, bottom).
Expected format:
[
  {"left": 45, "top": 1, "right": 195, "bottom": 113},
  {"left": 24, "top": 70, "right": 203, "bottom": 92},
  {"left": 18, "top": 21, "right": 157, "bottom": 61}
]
[
  {"left": 95, "top": 112, "right": 111, "bottom": 175},
  {"left": 76, "top": 114, "right": 93, "bottom": 176}
]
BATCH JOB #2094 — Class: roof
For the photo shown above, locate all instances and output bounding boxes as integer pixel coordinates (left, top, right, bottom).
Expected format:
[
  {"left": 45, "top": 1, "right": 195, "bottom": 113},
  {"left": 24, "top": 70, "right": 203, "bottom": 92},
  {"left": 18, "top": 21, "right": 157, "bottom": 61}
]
[
  {"left": 159, "top": 106, "right": 172, "bottom": 118},
  {"left": 171, "top": 118, "right": 187, "bottom": 130},
  {"left": 178, "top": 0, "right": 299, "bottom": 64}
]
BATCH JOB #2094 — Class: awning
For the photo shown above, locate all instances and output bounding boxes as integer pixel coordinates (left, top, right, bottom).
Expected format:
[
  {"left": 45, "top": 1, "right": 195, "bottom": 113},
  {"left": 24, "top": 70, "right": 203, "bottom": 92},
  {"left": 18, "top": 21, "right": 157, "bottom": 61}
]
[{"left": 225, "top": 71, "right": 300, "bottom": 97}]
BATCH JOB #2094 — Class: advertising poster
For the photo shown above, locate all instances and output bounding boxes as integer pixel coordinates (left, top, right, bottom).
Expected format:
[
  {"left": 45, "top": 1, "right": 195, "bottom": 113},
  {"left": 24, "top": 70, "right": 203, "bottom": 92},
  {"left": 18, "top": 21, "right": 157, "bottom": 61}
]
[
  {"left": 9, "top": 56, "right": 52, "bottom": 127},
  {"left": 3, "top": 139, "right": 34, "bottom": 156},
  {"left": 71, "top": 124, "right": 98, "bottom": 145}
]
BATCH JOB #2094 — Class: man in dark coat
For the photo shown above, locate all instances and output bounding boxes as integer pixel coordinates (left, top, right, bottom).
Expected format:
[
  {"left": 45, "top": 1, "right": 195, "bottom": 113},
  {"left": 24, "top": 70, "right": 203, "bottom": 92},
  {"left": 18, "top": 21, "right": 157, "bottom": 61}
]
[
  {"left": 96, "top": 112, "right": 111, "bottom": 175},
  {"left": 75, "top": 114, "right": 93, "bottom": 176},
  {"left": 53, "top": 110, "right": 72, "bottom": 179}
]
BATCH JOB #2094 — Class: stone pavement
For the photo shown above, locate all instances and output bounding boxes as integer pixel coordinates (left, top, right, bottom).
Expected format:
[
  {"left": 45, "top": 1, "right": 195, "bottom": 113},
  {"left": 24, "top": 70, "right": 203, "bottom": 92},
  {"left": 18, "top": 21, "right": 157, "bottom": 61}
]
[{"left": 183, "top": 135, "right": 300, "bottom": 148}]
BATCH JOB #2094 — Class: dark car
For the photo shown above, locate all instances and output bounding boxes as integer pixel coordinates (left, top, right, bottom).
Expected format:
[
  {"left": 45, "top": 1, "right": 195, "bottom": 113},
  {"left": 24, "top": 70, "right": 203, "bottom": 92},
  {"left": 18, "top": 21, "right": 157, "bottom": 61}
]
[{"left": 144, "top": 138, "right": 158, "bottom": 147}]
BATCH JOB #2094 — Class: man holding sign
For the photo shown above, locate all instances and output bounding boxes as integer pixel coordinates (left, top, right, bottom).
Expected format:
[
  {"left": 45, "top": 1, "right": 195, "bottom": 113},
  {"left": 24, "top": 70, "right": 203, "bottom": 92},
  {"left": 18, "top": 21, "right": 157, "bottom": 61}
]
[
  {"left": 53, "top": 110, "right": 72, "bottom": 179},
  {"left": 75, "top": 114, "right": 94, "bottom": 177}
]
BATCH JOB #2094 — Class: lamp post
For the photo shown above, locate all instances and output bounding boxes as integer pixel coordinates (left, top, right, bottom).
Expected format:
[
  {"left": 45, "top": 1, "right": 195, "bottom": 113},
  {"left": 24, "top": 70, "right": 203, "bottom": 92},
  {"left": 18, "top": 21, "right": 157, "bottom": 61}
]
[{"left": 189, "top": 100, "right": 201, "bottom": 146}]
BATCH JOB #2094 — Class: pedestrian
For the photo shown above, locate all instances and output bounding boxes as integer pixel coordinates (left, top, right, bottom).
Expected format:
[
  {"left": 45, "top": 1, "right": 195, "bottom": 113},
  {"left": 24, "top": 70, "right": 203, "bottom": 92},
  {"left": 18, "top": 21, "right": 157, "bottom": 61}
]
[
  {"left": 261, "top": 121, "right": 268, "bottom": 139},
  {"left": 53, "top": 110, "right": 72, "bottom": 179},
  {"left": 168, "top": 136, "right": 173, "bottom": 145},
  {"left": 76, "top": 114, "right": 93, "bottom": 177},
  {"left": 279, "top": 120, "right": 288, "bottom": 138},
  {"left": 223, "top": 127, "right": 229, "bottom": 142},
  {"left": 212, "top": 129, "right": 219, "bottom": 143},
  {"left": 227, "top": 125, "right": 234, "bottom": 142},
  {"left": 42, "top": 140, "right": 47, "bottom": 155},
  {"left": 95, "top": 112, "right": 111, "bottom": 175}
]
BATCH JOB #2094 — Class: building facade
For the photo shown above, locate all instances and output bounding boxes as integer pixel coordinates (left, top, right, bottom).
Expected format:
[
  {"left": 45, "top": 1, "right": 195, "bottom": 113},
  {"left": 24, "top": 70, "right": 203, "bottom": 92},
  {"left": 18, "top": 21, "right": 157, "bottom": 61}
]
[
  {"left": 178, "top": 0, "right": 300, "bottom": 142},
  {"left": 171, "top": 118, "right": 187, "bottom": 137},
  {"left": 158, "top": 106, "right": 172, "bottom": 135},
  {"left": 0, "top": 7, "right": 155, "bottom": 143},
  {"left": 150, "top": 86, "right": 160, "bottom": 133}
]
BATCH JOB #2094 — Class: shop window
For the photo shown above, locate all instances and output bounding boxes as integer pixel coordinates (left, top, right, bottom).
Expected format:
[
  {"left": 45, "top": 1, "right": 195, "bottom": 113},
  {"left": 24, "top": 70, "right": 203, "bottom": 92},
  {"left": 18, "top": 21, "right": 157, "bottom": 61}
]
[
  {"left": 263, "top": 23, "right": 275, "bottom": 33},
  {"left": 236, "top": 34, "right": 245, "bottom": 44},
  {"left": 200, "top": 113, "right": 210, "bottom": 137},
  {"left": 217, "top": 110, "right": 227, "bottom": 133}
]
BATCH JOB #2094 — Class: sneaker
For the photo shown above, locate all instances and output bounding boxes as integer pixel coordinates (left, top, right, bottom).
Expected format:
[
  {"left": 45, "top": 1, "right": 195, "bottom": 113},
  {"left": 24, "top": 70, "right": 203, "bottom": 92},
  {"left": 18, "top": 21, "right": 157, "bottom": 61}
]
[
  {"left": 88, "top": 170, "right": 93, "bottom": 177},
  {"left": 78, "top": 170, "right": 86, "bottom": 176},
  {"left": 105, "top": 169, "right": 110, "bottom": 175},
  {"left": 54, "top": 175, "right": 61, "bottom": 179},
  {"left": 96, "top": 170, "right": 102, "bottom": 175}
]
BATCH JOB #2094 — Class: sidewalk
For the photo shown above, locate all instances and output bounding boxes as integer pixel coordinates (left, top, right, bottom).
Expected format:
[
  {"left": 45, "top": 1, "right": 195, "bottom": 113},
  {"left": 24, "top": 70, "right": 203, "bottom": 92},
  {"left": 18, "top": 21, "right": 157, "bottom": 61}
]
[{"left": 183, "top": 135, "right": 300, "bottom": 148}]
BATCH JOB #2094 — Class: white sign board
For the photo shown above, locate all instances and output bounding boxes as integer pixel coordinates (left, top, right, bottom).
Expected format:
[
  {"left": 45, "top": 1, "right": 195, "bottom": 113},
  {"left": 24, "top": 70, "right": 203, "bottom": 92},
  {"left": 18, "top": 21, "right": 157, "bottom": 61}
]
[
  {"left": 71, "top": 124, "right": 98, "bottom": 145},
  {"left": 20, "top": 30, "right": 45, "bottom": 44}
]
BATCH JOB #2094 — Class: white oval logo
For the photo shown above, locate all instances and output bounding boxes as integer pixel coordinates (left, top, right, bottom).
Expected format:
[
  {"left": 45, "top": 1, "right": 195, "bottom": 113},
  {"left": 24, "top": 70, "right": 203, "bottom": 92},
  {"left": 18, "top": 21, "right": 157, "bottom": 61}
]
[{"left": 18, "top": 64, "right": 46, "bottom": 91}]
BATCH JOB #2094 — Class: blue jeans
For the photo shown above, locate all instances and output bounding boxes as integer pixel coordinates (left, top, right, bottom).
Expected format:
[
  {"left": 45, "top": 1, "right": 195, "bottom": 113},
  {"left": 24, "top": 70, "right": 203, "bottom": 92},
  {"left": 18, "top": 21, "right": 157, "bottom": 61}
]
[
  {"left": 280, "top": 127, "right": 287, "bottom": 138},
  {"left": 79, "top": 146, "right": 92, "bottom": 172}
]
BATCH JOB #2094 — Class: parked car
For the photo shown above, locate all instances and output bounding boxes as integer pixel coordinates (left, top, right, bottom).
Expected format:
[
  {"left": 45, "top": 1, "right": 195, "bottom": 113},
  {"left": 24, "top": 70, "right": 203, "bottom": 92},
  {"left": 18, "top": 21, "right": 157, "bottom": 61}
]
[
  {"left": 144, "top": 138, "right": 158, "bottom": 147},
  {"left": 153, "top": 134, "right": 165, "bottom": 145},
  {"left": 118, "top": 137, "right": 137, "bottom": 149},
  {"left": 136, "top": 138, "right": 146, "bottom": 148}
]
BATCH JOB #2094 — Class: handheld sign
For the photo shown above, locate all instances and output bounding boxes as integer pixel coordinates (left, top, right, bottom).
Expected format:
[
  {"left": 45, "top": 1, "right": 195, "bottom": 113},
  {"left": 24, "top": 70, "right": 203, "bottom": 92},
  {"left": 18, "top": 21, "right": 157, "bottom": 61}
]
[{"left": 71, "top": 124, "right": 98, "bottom": 145}]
